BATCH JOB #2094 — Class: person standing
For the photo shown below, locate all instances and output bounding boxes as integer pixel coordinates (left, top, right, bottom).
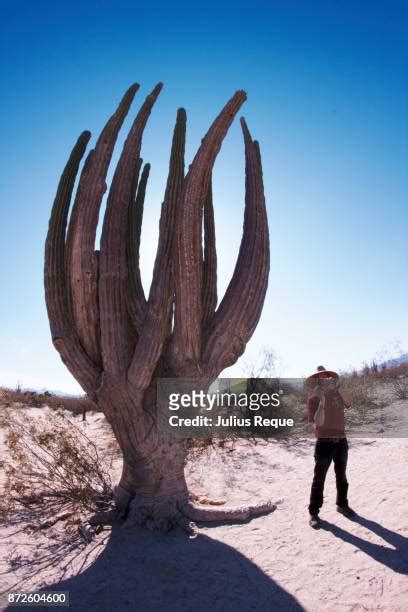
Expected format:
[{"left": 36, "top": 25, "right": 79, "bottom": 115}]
[{"left": 307, "top": 366, "right": 355, "bottom": 528}]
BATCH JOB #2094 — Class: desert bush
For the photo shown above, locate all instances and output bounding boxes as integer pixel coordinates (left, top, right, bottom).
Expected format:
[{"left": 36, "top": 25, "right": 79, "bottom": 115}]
[
  {"left": 361, "top": 361, "right": 408, "bottom": 401},
  {"left": 0, "top": 409, "right": 113, "bottom": 533},
  {"left": 0, "top": 386, "right": 98, "bottom": 416},
  {"left": 186, "top": 437, "right": 234, "bottom": 459},
  {"left": 384, "top": 362, "right": 408, "bottom": 379},
  {"left": 389, "top": 376, "right": 408, "bottom": 400},
  {"left": 340, "top": 375, "right": 379, "bottom": 409}
]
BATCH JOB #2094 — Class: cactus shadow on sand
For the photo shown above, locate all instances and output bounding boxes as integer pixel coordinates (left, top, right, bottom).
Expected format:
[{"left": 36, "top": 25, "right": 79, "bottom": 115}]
[{"left": 4, "top": 525, "right": 304, "bottom": 612}]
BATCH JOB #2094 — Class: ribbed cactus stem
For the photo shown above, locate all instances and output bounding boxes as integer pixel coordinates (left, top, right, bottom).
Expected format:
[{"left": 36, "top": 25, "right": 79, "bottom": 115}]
[
  {"left": 202, "top": 117, "right": 269, "bottom": 376},
  {"left": 170, "top": 91, "right": 247, "bottom": 371},
  {"left": 66, "top": 84, "right": 139, "bottom": 367},
  {"left": 99, "top": 83, "right": 163, "bottom": 378},
  {"left": 202, "top": 178, "right": 217, "bottom": 328},
  {"left": 126, "top": 160, "right": 149, "bottom": 334},
  {"left": 128, "top": 107, "right": 186, "bottom": 391},
  {"left": 44, "top": 131, "right": 101, "bottom": 395}
]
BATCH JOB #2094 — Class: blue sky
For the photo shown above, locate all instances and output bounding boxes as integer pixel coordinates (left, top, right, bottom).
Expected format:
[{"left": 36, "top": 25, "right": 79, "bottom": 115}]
[{"left": 0, "top": 0, "right": 407, "bottom": 393}]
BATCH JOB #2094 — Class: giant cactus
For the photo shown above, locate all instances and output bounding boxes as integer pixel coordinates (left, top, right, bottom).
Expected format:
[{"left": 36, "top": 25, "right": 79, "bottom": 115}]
[{"left": 44, "top": 83, "right": 273, "bottom": 533}]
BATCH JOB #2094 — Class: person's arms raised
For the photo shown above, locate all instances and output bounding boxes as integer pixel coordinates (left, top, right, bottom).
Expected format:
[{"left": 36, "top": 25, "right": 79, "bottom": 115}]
[{"left": 338, "top": 387, "right": 352, "bottom": 408}]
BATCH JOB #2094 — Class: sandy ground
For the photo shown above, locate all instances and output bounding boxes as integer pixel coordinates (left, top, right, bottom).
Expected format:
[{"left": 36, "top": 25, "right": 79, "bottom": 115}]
[{"left": 0, "top": 406, "right": 407, "bottom": 611}]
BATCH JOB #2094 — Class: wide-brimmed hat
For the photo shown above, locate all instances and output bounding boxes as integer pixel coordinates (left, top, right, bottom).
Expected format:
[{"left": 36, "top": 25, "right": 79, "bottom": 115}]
[{"left": 306, "top": 365, "right": 338, "bottom": 387}]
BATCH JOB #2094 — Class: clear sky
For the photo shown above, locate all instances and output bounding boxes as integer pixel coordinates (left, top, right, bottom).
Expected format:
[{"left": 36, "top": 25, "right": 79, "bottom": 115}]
[{"left": 1, "top": 0, "right": 407, "bottom": 393}]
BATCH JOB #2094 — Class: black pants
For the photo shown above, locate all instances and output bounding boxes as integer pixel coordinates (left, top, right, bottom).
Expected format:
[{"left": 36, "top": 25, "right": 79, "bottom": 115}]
[{"left": 308, "top": 438, "right": 349, "bottom": 516}]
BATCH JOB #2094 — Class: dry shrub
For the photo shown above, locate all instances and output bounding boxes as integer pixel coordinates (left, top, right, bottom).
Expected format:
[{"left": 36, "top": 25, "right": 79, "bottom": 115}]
[
  {"left": 388, "top": 377, "right": 408, "bottom": 400},
  {"left": 0, "top": 409, "right": 113, "bottom": 533},
  {"left": 360, "top": 361, "right": 408, "bottom": 381},
  {"left": 379, "top": 363, "right": 408, "bottom": 400},
  {"left": 384, "top": 361, "right": 408, "bottom": 377},
  {"left": 46, "top": 394, "right": 96, "bottom": 416},
  {"left": 186, "top": 437, "right": 237, "bottom": 460},
  {"left": 0, "top": 386, "right": 98, "bottom": 416},
  {"left": 340, "top": 362, "right": 408, "bottom": 404},
  {"left": 340, "top": 375, "right": 379, "bottom": 409}
]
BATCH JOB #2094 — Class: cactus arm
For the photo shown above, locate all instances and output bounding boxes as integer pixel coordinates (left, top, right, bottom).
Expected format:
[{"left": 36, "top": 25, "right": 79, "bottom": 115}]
[
  {"left": 126, "top": 160, "right": 149, "bottom": 333},
  {"left": 44, "top": 131, "right": 101, "bottom": 396},
  {"left": 99, "top": 83, "right": 163, "bottom": 378},
  {"left": 202, "top": 118, "right": 269, "bottom": 376},
  {"left": 65, "top": 84, "right": 139, "bottom": 367},
  {"left": 128, "top": 108, "right": 186, "bottom": 391},
  {"left": 201, "top": 178, "right": 217, "bottom": 329},
  {"left": 170, "top": 91, "right": 247, "bottom": 372}
]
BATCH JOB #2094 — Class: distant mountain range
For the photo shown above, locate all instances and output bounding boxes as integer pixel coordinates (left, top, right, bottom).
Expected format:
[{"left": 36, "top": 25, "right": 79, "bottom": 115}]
[{"left": 14, "top": 387, "right": 84, "bottom": 398}]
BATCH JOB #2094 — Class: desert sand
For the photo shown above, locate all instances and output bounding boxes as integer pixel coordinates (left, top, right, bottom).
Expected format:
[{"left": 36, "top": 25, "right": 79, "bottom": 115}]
[{"left": 0, "top": 405, "right": 407, "bottom": 611}]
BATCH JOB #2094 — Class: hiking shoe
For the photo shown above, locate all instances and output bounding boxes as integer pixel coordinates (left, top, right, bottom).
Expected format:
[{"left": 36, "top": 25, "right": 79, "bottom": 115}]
[
  {"left": 309, "top": 514, "right": 320, "bottom": 529},
  {"left": 336, "top": 505, "right": 356, "bottom": 518}
]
